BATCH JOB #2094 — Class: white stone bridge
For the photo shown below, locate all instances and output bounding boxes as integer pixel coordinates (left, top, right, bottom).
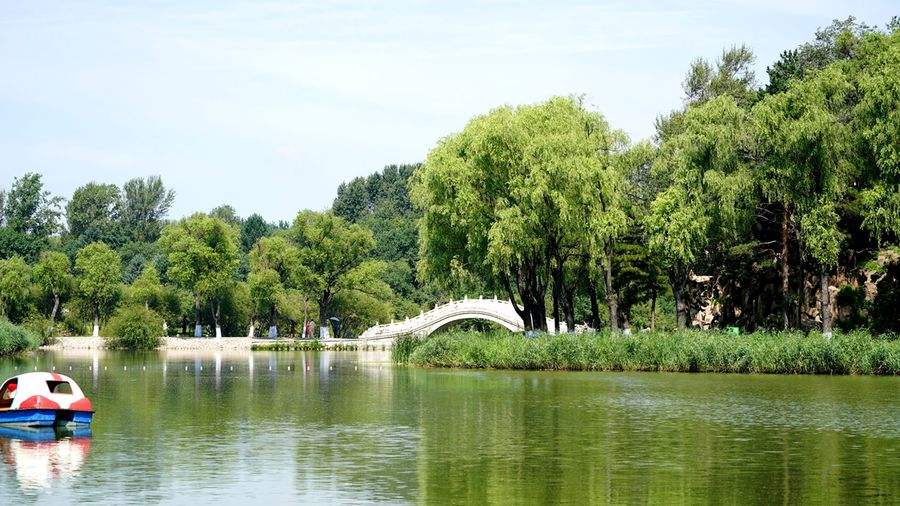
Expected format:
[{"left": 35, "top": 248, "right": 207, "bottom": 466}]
[{"left": 359, "top": 296, "right": 566, "bottom": 341}]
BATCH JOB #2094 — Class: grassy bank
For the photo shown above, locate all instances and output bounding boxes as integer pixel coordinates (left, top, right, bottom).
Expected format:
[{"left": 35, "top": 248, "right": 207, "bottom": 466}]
[
  {"left": 393, "top": 330, "right": 900, "bottom": 375},
  {"left": 0, "top": 320, "right": 41, "bottom": 357}
]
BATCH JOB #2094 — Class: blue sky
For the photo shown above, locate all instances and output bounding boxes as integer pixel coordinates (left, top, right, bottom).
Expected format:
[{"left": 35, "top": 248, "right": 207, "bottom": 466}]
[{"left": 1, "top": 1, "right": 896, "bottom": 222}]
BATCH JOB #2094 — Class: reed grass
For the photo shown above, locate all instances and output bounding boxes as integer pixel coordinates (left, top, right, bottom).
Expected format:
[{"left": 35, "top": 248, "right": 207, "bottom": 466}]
[{"left": 397, "top": 330, "right": 900, "bottom": 375}]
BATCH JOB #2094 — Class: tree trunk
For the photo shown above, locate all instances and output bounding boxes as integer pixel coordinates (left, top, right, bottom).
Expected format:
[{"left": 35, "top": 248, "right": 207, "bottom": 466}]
[
  {"left": 820, "top": 266, "right": 832, "bottom": 338},
  {"left": 650, "top": 291, "right": 657, "bottom": 331},
  {"left": 92, "top": 306, "right": 100, "bottom": 338},
  {"left": 604, "top": 248, "right": 619, "bottom": 333},
  {"left": 319, "top": 297, "right": 330, "bottom": 338},
  {"left": 588, "top": 281, "right": 601, "bottom": 329},
  {"left": 194, "top": 296, "right": 202, "bottom": 337},
  {"left": 552, "top": 275, "right": 561, "bottom": 334},
  {"left": 503, "top": 263, "right": 547, "bottom": 332},
  {"left": 50, "top": 294, "right": 60, "bottom": 324},
  {"left": 213, "top": 300, "right": 222, "bottom": 338},
  {"left": 781, "top": 204, "right": 791, "bottom": 329},
  {"left": 673, "top": 271, "right": 687, "bottom": 330},
  {"left": 268, "top": 304, "right": 278, "bottom": 339}
]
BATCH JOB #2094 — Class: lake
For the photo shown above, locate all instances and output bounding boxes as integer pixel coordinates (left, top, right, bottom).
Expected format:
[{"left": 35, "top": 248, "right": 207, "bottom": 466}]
[{"left": 0, "top": 349, "right": 897, "bottom": 504}]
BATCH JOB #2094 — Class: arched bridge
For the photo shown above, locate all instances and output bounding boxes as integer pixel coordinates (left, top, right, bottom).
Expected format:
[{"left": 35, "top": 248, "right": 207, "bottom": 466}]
[{"left": 359, "top": 296, "right": 566, "bottom": 341}]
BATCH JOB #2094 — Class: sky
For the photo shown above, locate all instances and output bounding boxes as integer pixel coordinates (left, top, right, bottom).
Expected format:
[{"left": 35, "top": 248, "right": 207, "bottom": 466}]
[{"left": 1, "top": 1, "right": 897, "bottom": 223}]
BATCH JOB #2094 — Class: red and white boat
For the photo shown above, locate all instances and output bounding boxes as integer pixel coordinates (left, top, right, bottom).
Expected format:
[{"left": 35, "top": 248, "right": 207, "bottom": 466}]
[{"left": 0, "top": 373, "right": 94, "bottom": 427}]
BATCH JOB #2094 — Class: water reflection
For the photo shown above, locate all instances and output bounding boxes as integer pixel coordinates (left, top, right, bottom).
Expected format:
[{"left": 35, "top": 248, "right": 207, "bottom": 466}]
[
  {"left": 0, "top": 427, "right": 92, "bottom": 491},
  {"left": 0, "top": 350, "right": 895, "bottom": 503}
]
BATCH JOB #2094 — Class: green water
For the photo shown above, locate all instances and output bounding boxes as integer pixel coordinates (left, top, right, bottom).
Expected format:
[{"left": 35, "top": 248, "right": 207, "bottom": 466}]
[{"left": 0, "top": 350, "right": 897, "bottom": 504}]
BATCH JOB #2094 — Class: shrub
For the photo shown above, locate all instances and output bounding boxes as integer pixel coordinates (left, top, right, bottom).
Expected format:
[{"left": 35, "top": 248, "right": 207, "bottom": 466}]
[
  {"left": 391, "top": 334, "right": 421, "bottom": 363},
  {"left": 20, "top": 314, "right": 58, "bottom": 346},
  {"left": 0, "top": 319, "right": 40, "bottom": 356},
  {"left": 106, "top": 305, "right": 164, "bottom": 350}
]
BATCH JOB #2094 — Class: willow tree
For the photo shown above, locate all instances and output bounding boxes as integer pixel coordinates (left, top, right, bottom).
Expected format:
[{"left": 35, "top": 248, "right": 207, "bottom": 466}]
[
  {"left": 412, "top": 96, "right": 628, "bottom": 331},
  {"left": 0, "top": 256, "right": 31, "bottom": 320},
  {"left": 159, "top": 214, "right": 240, "bottom": 337},
  {"left": 851, "top": 29, "right": 900, "bottom": 244},
  {"left": 33, "top": 250, "right": 72, "bottom": 324},
  {"left": 646, "top": 96, "right": 756, "bottom": 329},
  {"left": 754, "top": 66, "right": 853, "bottom": 336}
]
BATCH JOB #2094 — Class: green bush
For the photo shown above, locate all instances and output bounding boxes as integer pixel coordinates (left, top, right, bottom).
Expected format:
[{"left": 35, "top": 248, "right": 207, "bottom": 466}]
[
  {"left": 403, "top": 329, "right": 900, "bottom": 375},
  {"left": 0, "top": 319, "right": 41, "bottom": 356},
  {"left": 20, "top": 314, "right": 58, "bottom": 346},
  {"left": 391, "top": 334, "right": 421, "bottom": 363},
  {"left": 106, "top": 305, "right": 164, "bottom": 350}
]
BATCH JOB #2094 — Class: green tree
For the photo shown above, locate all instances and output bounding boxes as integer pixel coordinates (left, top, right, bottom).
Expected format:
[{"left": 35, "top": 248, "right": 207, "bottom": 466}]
[
  {"left": 0, "top": 256, "right": 31, "bottom": 321},
  {"left": 66, "top": 182, "right": 123, "bottom": 247},
  {"left": 766, "top": 17, "right": 876, "bottom": 94},
  {"left": 413, "top": 97, "right": 628, "bottom": 331},
  {"left": 210, "top": 205, "right": 241, "bottom": 226},
  {"left": 753, "top": 66, "right": 854, "bottom": 336},
  {"left": 159, "top": 214, "right": 240, "bottom": 337},
  {"left": 684, "top": 45, "right": 758, "bottom": 107},
  {"left": 240, "top": 213, "right": 271, "bottom": 252},
  {"left": 248, "top": 268, "right": 281, "bottom": 337},
  {"left": 121, "top": 176, "right": 175, "bottom": 243},
  {"left": 646, "top": 96, "right": 756, "bottom": 328},
  {"left": 129, "top": 264, "right": 164, "bottom": 310},
  {"left": 1, "top": 173, "right": 62, "bottom": 261},
  {"left": 75, "top": 242, "right": 122, "bottom": 337},
  {"left": 287, "top": 210, "right": 380, "bottom": 336},
  {"left": 248, "top": 235, "right": 305, "bottom": 336},
  {"left": 33, "top": 250, "right": 72, "bottom": 324},
  {"left": 850, "top": 29, "right": 900, "bottom": 244}
]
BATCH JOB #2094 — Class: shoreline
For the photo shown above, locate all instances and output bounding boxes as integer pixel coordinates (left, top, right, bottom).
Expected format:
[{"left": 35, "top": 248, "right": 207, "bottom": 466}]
[{"left": 41, "top": 336, "right": 392, "bottom": 351}]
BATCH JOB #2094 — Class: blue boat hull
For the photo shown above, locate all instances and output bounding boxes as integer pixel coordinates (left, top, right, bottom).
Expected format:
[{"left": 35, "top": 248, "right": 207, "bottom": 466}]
[{"left": 0, "top": 409, "right": 93, "bottom": 427}]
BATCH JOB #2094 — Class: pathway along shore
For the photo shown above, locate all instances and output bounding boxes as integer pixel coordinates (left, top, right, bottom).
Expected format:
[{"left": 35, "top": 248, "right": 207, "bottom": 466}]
[{"left": 43, "top": 336, "right": 386, "bottom": 351}]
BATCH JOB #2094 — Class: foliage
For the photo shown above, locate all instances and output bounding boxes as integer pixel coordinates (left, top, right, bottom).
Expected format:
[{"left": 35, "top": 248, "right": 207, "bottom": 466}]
[
  {"left": 0, "top": 256, "right": 32, "bottom": 320},
  {"left": 159, "top": 213, "right": 240, "bottom": 332},
  {"left": 0, "top": 319, "right": 40, "bottom": 356},
  {"left": 66, "top": 182, "right": 123, "bottom": 248},
  {"left": 288, "top": 210, "right": 381, "bottom": 327},
  {"left": 106, "top": 305, "right": 164, "bottom": 350},
  {"left": 74, "top": 242, "right": 123, "bottom": 322},
  {"left": 121, "top": 176, "right": 175, "bottom": 243},
  {"left": 240, "top": 213, "right": 271, "bottom": 252},
  {"left": 0, "top": 173, "right": 62, "bottom": 261},
  {"left": 128, "top": 264, "right": 164, "bottom": 309},
  {"left": 412, "top": 96, "right": 629, "bottom": 330},
  {"left": 391, "top": 334, "right": 422, "bottom": 363}
]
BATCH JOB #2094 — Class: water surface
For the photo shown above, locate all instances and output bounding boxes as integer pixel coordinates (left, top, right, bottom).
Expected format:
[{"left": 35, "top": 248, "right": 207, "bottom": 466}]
[{"left": 0, "top": 350, "right": 897, "bottom": 504}]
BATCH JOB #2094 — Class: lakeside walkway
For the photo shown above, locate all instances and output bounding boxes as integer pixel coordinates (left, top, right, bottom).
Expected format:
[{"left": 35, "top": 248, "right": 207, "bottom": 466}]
[{"left": 44, "top": 336, "right": 382, "bottom": 351}]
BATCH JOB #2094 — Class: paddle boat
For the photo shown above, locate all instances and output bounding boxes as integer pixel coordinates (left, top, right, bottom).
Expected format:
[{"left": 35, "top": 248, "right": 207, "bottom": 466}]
[{"left": 0, "top": 372, "right": 93, "bottom": 427}]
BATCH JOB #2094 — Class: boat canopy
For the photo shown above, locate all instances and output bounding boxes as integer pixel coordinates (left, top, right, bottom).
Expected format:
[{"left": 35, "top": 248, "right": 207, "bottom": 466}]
[{"left": 0, "top": 372, "right": 92, "bottom": 412}]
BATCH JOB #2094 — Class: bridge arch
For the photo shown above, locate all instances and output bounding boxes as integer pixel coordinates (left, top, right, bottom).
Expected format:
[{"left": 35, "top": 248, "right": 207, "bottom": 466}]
[
  {"left": 424, "top": 311, "right": 523, "bottom": 335},
  {"left": 358, "top": 297, "right": 564, "bottom": 341}
]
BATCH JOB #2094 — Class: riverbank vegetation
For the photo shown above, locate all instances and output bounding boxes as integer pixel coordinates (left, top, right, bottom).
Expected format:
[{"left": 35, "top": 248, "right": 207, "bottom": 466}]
[
  {"left": 0, "top": 17, "right": 897, "bottom": 342},
  {"left": 0, "top": 320, "right": 40, "bottom": 357},
  {"left": 393, "top": 331, "right": 900, "bottom": 375},
  {"left": 105, "top": 305, "right": 164, "bottom": 350}
]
